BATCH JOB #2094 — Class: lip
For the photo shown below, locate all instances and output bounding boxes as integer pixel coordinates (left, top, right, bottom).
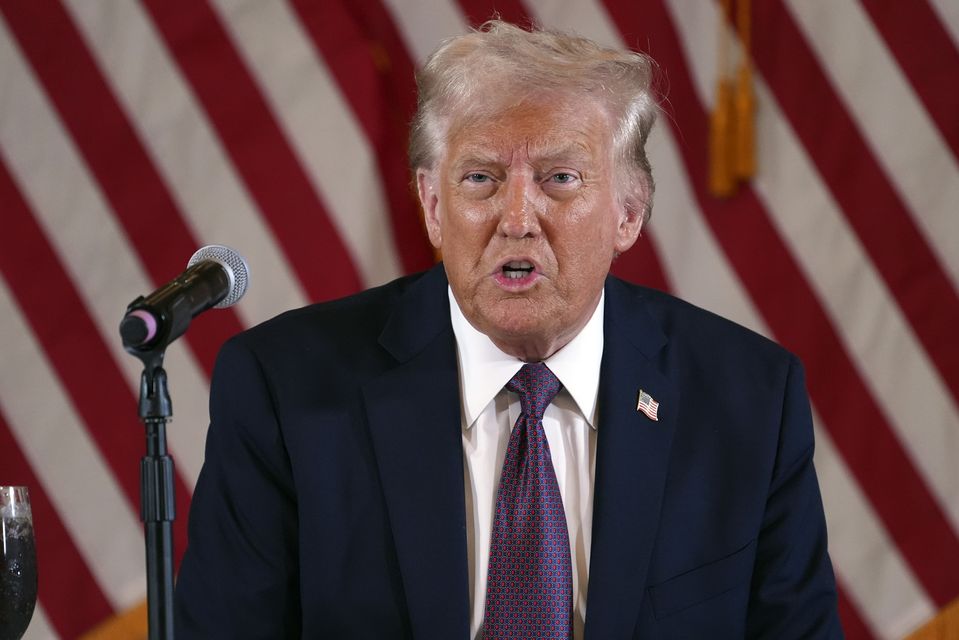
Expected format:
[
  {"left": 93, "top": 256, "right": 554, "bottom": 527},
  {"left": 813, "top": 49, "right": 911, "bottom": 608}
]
[{"left": 491, "top": 257, "right": 541, "bottom": 291}]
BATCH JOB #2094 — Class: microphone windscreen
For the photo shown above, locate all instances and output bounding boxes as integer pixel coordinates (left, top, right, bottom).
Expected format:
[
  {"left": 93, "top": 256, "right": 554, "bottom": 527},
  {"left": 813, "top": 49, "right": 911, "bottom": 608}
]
[{"left": 187, "top": 245, "right": 250, "bottom": 308}]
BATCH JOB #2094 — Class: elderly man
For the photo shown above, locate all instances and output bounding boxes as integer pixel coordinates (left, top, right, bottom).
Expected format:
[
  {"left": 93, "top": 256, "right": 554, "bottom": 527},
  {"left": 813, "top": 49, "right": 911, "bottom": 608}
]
[{"left": 175, "top": 21, "right": 842, "bottom": 639}]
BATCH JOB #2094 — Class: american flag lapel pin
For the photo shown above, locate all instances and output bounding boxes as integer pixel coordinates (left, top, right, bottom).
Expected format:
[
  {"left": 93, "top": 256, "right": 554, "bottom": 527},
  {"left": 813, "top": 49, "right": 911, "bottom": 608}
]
[{"left": 636, "top": 389, "right": 660, "bottom": 421}]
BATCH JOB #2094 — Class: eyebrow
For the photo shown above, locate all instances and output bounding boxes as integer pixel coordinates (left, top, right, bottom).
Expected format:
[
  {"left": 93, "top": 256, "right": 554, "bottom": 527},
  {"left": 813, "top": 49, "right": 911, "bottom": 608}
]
[
  {"left": 532, "top": 143, "right": 594, "bottom": 166},
  {"left": 450, "top": 151, "right": 504, "bottom": 170},
  {"left": 451, "top": 141, "right": 595, "bottom": 171}
]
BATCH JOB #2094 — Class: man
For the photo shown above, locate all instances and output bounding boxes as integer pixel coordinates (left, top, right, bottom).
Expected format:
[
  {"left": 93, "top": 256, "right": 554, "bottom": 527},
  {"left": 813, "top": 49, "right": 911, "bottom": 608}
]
[{"left": 175, "top": 21, "right": 842, "bottom": 639}]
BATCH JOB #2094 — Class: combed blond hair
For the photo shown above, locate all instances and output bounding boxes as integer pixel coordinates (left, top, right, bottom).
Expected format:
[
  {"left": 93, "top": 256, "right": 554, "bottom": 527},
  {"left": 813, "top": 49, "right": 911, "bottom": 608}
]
[{"left": 409, "top": 20, "right": 660, "bottom": 222}]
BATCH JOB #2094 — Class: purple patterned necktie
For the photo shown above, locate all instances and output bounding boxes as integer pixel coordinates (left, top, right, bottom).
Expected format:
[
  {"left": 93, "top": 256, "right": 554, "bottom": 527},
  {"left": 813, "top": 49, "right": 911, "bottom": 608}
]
[{"left": 483, "top": 363, "right": 573, "bottom": 640}]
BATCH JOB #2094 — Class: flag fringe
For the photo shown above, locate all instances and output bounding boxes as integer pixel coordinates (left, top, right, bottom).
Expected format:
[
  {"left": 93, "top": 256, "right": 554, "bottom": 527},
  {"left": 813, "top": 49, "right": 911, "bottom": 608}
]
[{"left": 78, "top": 600, "right": 147, "bottom": 640}]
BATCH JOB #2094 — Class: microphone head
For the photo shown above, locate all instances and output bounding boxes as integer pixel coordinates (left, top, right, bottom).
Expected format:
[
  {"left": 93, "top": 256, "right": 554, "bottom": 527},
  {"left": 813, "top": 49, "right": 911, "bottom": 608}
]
[{"left": 187, "top": 245, "right": 250, "bottom": 308}]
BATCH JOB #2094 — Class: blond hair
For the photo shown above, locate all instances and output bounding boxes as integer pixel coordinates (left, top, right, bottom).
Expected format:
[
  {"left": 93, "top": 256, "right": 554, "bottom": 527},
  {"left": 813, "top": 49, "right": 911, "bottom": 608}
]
[{"left": 409, "top": 20, "right": 660, "bottom": 221}]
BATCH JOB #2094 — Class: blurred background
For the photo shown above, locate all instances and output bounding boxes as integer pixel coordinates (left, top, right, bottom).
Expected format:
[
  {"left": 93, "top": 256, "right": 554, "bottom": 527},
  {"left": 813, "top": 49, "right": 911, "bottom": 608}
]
[{"left": 1, "top": 0, "right": 956, "bottom": 638}]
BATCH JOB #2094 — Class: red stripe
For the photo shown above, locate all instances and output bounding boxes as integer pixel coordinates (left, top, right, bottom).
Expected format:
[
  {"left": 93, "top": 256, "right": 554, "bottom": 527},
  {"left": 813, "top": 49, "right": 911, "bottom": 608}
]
[
  {"left": 456, "top": 0, "right": 530, "bottom": 27},
  {"left": 0, "top": 409, "right": 115, "bottom": 638},
  {"left": 140, "top": 0, "right": 365, "bottom": 297},
  {"left": 601, "top": 0, "right": 959, "bottom": 606},
  {"left": 0, "top": 0, "right": 244, "bottom": 376},
  {"left": 836, "top": 580, "right": 877, "bottom": 640},
  {"left": 610, "top": 235, "right": 672, "bottom": 293},
  {"left": 290, "top": 0, "right": 435, "bottom": 275},
  {"left": 859, "top": 0, "right": 959, "bottom": 162},
  {"left": 750, "top": 1, "right": 959, "bottom": 407},
  {"left": 0, "top": 155, "right": 191, "bottom": 568}
]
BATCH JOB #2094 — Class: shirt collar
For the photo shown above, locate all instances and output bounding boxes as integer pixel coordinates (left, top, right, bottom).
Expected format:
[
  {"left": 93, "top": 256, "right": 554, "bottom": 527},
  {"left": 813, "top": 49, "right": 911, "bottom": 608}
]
[{"left": 449, "top": 286, "right": 604, "bottom": 430}]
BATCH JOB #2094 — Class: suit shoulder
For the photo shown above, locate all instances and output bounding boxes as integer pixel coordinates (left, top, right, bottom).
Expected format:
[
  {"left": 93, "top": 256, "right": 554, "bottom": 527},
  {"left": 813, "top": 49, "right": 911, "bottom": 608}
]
[
  {"left": 610, "top": 278, "right": 795, "bottom": 369},
  {"left": 226, "top": 270, "right": 429, "bottom": 359}
]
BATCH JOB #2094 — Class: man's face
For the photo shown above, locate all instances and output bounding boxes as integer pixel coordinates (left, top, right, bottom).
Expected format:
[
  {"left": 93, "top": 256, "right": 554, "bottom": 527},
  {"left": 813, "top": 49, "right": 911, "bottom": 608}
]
[{"left": 418, "top": 95, "right": 644, "bottom": 361}]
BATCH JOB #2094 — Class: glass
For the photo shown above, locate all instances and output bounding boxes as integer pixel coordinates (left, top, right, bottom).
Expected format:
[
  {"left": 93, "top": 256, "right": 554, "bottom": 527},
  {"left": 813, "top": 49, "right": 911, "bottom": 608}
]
[{"left": 0, "top": 487, "right": 37, "bottom": 640}]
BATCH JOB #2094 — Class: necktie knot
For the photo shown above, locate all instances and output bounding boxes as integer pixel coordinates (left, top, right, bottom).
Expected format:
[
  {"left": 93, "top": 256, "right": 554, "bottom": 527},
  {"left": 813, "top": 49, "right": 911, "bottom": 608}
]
[{"left": 506, "top": 362, "right": 562, "bottom": 423}]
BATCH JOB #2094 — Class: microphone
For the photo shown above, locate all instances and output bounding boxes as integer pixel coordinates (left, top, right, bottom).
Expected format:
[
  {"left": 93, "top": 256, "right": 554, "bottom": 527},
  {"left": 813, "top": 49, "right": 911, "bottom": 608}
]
[{"left": 120, "top": 245, "right": 249, "bottom": 351}]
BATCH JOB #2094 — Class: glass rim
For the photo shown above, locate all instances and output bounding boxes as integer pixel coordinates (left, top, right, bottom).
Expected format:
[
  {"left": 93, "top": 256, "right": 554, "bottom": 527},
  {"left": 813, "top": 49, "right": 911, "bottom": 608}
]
[{"left": 0, "top": 485, "right": 32, "bottom": 520}]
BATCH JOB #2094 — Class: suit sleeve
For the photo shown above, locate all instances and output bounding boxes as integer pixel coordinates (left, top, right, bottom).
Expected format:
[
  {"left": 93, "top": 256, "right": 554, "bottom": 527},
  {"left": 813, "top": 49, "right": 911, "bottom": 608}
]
[
  {"left": 174, "top": 337, "right": 301, "bottom": 639},
  {"left": 745, "top": 355, "right": 844, "bottom": 638}
]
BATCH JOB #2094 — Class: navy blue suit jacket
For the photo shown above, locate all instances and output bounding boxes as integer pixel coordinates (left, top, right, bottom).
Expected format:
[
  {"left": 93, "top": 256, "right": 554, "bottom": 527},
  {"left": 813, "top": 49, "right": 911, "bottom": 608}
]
[{"left": 175, "top": 264, "right": 842, "bottom": 638}]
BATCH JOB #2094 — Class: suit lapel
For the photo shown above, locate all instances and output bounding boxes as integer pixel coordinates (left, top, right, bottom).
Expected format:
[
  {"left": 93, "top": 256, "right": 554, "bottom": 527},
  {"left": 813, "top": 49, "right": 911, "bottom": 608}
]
[
  {"left": 363, "top": 266, "right": 470, "bottom": 640},
  {"left": 585, "top": 278, "right": 679, "bottom": 639}
]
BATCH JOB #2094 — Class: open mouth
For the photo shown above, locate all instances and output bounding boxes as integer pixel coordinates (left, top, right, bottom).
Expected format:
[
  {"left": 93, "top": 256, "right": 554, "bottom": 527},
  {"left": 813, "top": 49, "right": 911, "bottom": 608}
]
[{"left": 501, "top": 260, "right": 535, "bottom": 279}]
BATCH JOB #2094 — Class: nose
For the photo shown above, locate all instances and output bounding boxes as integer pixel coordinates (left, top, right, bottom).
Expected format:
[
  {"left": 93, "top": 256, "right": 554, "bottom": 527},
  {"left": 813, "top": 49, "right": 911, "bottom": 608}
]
[{"left": 496, "top": 174, "right": 541, "bottom": 239}]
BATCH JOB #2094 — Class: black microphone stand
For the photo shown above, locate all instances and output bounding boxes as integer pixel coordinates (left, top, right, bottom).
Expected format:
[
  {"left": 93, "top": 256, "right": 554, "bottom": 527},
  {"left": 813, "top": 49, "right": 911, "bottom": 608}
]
[
  {"left": 119, "top": 245, "right": 248, "bottom": 640},
  {"left": 125, "top": 333, "right": 176, "bottom": 640}
]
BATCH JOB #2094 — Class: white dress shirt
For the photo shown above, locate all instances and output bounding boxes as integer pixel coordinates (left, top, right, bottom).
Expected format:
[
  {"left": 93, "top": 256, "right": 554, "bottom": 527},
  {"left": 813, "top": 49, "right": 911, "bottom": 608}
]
[{"left": 449, "top": 287, "right": 603, "bottom": 640}]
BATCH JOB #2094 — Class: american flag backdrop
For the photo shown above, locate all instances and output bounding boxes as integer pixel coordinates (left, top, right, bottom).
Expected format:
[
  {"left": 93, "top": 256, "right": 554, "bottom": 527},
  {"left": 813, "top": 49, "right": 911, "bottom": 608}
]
[{"left": 0, "top": 0, "right": 957, "bottom": 638}]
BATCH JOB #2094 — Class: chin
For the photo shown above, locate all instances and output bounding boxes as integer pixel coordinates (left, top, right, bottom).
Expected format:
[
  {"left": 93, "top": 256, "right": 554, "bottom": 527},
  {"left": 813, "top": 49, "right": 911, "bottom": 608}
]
[
  {"left": 486, "top": 316, "right": 557, "bottom": 354},
  {"left": 480, "top": 299, "right": 546, "bottom": 332}
]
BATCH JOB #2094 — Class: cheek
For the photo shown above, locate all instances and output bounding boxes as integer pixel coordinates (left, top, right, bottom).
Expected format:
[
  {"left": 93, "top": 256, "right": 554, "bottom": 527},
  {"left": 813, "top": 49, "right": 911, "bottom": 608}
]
[
  {"left": 561, "top": 194, "right": 599, "bottom": 226},
  {"left": 558, "top": 201, "right": 619, "bottom": 254},
  {"left": 440, "top": 202, "right": 498, "bottom": 271},
  {"left": 549, "top": 215, "right": 619, "bottom": 288},
  {"left": 446, "top": 186, "right": 499, "bottom": 225},
  {"left": 441, "top": 203, "right": 498, "bottom": 256}
]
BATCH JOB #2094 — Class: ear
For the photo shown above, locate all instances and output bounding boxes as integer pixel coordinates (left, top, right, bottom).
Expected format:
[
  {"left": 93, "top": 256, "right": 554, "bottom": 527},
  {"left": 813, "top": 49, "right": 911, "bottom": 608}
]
[
  {"left": 417, "top": 169, "right": 443, "bottom": 249},
  {"left": 613, "top": 196, "right": 645, "bottom": 254}
]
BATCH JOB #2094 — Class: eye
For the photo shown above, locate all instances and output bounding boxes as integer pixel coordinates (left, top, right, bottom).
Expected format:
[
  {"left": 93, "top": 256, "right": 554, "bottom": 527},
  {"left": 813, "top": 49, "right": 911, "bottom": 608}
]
[
  {"left": 464, "top": 172, "right": 491, "bottom": 183},
  {"left": 545, "top": 171, "right": 581, "bottom": 187},
  {"left": 540, "top": 169, "right": 582, "bottom": 200}
]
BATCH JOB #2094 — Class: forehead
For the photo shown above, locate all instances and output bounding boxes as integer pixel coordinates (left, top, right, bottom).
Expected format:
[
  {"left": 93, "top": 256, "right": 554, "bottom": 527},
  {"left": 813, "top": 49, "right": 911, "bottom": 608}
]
[{"left": 443, "top": 95, "right": 613, "bottom": 165}]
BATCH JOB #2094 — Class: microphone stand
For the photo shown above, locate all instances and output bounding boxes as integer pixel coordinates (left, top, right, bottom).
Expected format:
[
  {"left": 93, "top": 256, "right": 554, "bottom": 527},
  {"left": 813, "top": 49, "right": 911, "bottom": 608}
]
[
  {"left": 127, "top": 343, "right": 176, "bottom": 640},
  {"left": 118, "top": 246, "right": 249, "bottom": 640}
]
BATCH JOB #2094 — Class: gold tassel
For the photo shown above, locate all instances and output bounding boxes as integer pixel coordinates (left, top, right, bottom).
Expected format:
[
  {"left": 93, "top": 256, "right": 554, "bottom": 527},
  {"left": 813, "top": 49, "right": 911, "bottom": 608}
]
[
  {"left": 734, "top": 0, "right": 756, "bottom": 179},
  {"left": 709, "top": 78, "right": 736, "bottom": 197},
  {"left": 709, "top": 0, "right": 736, "bottom": 197}
]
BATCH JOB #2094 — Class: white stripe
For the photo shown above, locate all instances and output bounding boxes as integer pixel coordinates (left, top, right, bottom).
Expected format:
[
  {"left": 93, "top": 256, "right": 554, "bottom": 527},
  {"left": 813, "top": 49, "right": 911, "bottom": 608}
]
[
  {"left": 643, "top": 128, "right": 764, "bottom": 334},
  {"left": 0, "top": 20, "right": 209, "bottom": 487},
  {"left": 524, "top": 0, "right": 939, "bottom": 632},
  {"left": 209, "top": 0, "right": 403, "bottom": 288},
  {"left": 646, "top": 121, "right": 937, "bottom": 638},
  {"left": 380, "top": 0, "right": 468, "bottom": 63},
  {"left": 784, "top": 0, "right": 959, "bottom": 288},
  {"left": 0, "top": 276, "right": 146, "bottom": 611},
  {"left": 926, "top": 0, "right": 959, "bottom": 49},
  {"left": 816, "top": 421, "right": 935, "bottom": 639},
  {"left": 61, "top": 0, "right": 309, "bottom": 328},
  {"left": 22, "top": 603, "right": 58, "bottom": 640},
  {"left": 667, "top": 0, "right": 959, "bottom": 531},
  {"left": 659, "top": 0, "right": 717, "bottom": 109},
  {"left": 645, "top": 119, "right": 934, "bottom": 638},
  {"left": 751, "top": 80, "right": 959, "bottom": 526}
]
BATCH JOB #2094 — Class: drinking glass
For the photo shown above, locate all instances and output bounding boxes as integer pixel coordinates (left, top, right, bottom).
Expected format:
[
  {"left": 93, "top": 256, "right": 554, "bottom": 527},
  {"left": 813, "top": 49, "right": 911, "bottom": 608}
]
[{"left": 0, "top": 487, "right": 37, "bottom": 640}]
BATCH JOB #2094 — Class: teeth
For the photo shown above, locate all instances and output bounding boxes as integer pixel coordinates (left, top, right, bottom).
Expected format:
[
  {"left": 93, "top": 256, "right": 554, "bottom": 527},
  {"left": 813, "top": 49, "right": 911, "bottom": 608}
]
[{"left": 501, "top": 260, "right": 534, "bottom": 280}]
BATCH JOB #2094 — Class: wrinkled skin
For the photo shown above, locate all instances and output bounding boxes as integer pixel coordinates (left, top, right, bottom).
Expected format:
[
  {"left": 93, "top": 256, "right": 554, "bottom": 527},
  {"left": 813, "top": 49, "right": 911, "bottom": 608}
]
[{"left": 418, "top": 95, "right": 645, "bottom": 361}]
